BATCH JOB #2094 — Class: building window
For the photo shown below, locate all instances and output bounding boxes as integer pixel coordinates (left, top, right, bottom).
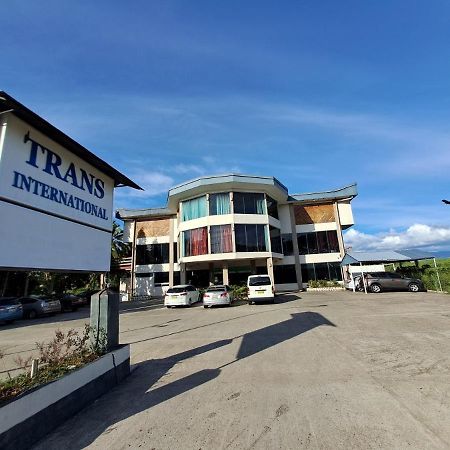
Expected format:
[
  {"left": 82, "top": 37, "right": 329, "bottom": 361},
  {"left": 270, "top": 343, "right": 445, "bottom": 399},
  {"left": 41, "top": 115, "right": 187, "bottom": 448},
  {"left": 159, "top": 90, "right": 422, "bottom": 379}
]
[
  {"left": 136, "top": 244, "right": 169, "bottom": 265},
  {"left": 210, "top": 224, "right": 233, "bottom": 253},
  {"left": 266, "top": 195, "right": 279, "bottom": 219},
  {"left": 269, "top": 226, "right": 282, "bottom": 254},
  {"left": 181, "top": 195, "right": 207, "bottom": 221},
  {"left": 281, "top": 234, "right": 294, "bottom": 255},
  {"left": 235, "top": 224, "right": 268, "bottom": 252},
  {"left": 181, "top": 227, "right": 208, "bottom": 256},
  {"left": 154, "top": 272, "right": 169, "bottom": 285},
  {"left": 274, "top": 265, "right": 297, "bottom": 284},
  {"left": 233, "top": 193, "right": 266, "bottom": 215},
  {"left": 297, "top": 231, "right": 340, "bottom": 254},
  {"left": 209, "top": 193, "right": 231, "bottom": 215},
  {"left": 300, "top": 262, "right": 342, "bottom": 282}
]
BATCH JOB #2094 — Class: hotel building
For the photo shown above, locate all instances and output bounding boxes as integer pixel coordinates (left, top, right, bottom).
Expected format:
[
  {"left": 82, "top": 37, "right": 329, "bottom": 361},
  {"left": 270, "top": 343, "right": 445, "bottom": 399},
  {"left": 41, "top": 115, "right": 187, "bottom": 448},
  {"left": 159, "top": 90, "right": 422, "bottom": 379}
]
[{"left": 116, "top": 174, "right": 357, "bottom": 296}]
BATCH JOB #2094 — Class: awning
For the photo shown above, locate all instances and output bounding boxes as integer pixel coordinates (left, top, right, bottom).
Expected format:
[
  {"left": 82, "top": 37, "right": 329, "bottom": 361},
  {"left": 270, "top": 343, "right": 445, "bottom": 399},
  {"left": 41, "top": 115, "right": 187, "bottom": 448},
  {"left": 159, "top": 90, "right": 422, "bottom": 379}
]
[{"left": 340, "top": 249, "right": 436, "bottom": 266}]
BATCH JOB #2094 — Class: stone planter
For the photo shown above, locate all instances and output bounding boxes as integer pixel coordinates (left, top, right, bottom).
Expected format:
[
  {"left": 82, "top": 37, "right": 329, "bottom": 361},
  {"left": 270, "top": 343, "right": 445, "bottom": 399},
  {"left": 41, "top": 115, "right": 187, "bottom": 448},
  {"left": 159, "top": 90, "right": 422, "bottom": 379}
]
[{"left": 0, "top": 344, "right": 130, "bottom": 449}]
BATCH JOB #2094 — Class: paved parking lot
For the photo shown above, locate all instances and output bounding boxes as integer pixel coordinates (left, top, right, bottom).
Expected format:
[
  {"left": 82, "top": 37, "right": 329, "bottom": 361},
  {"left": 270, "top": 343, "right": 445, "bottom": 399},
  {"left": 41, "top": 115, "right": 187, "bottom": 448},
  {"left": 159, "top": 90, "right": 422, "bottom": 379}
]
[{"left": 2, "top": 290, "right": 450, "bottom": 449}]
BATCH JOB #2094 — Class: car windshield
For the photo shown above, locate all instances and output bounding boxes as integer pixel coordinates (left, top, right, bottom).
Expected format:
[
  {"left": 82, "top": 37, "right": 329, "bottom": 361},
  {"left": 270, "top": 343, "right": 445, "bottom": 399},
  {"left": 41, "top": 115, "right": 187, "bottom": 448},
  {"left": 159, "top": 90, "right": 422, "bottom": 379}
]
[
  {"left": 0, "top": 298, "right": 19, "bottom": 306},
  {"left": 206, "top": 287, "right": 226, "bottom": 292},
  {"left": 167, "top": 287, "right": 188, "bottom": 294},
  {"left": 248, "top": 276, "right": 271, "bottom": 286}
]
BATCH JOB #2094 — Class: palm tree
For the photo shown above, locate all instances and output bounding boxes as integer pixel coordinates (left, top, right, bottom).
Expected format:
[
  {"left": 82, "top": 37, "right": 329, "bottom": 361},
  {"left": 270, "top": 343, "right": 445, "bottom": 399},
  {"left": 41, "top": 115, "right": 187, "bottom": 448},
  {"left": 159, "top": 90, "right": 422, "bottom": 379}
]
[{"left": 111, "top": 221, "right": 130, "bottom": 261}]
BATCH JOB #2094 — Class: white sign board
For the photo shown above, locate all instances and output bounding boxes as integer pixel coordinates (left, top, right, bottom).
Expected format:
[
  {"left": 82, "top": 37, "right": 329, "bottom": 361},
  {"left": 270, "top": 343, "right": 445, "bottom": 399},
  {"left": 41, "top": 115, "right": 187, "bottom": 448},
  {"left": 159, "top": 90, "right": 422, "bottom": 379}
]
[{"left": 0, "top": 114, "right": 114, "bottom": 271}]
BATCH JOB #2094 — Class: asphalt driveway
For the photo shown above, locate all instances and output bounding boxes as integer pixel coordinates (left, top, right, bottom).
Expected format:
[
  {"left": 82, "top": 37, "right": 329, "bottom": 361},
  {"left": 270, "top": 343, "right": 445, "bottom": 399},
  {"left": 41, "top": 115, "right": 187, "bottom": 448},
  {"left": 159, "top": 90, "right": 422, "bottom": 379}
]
[{"left": 3, "top": 290, "right": 450, "bottom": 449}]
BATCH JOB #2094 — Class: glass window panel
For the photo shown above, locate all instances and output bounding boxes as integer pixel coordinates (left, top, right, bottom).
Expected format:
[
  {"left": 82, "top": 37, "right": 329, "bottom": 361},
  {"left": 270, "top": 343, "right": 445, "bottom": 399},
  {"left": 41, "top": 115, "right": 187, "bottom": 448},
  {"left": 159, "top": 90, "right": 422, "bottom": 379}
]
[
  {"left": 181, "top": 196, "right": 207, "bottom": 221},
  {"left": 209, "top": 193, "right": 231, "bottom": 215},
  {"left": 266, "top": 195, "right": 279, "bottom": 219},
  {"left": 274, "top": 265, "right": 297, "bottom": 284},
  {"left": 281, "top": 234, "right": 293, "bottom": 255},
  {"left": 233, "top": 193, "right": 266, "bottom": 214},
  {"left": 328, "top": 263, "right": 342, "bottom": 281},
  {"left": 317, "top": 231, "right": 329, "bottom": 253},
  {"left": 297, "top": 233, "right": 308, "bottom": 254},
  {"left": 135, "top": 244, "right": 169, "bottom": 264},
  {"left": 307, "top": 233, "right": 319, "bottom": 254},
  {"left": 315, "top": 263, "right": 329, "bottom": 280},
  {"left": 210, "top": 225, "right": 233, "bottom": 253},
  {"left": 234, "top": 224, "right": 267, "bottom": 252},
  {"left": 327, "top": 230, "right": 340, "bottom": 252}
]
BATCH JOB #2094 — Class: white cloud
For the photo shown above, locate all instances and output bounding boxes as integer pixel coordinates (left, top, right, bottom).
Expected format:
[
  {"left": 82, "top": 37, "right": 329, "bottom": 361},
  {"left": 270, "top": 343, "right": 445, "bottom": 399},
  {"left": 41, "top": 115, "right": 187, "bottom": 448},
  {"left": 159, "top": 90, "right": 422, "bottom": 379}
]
[
  {"left": 115, "top": 171, "right": 174, "bottom": 199},
  {"left": 343, "top": 224, "right": 450, "bottom": 252}
]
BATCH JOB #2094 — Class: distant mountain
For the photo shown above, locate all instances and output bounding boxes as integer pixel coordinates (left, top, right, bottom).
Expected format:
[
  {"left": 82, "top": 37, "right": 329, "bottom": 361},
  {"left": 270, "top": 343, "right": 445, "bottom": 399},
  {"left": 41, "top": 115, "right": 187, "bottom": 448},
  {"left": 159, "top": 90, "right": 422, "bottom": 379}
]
[{"left": 432, "top": 251, "right": 450, "bottom": 259}]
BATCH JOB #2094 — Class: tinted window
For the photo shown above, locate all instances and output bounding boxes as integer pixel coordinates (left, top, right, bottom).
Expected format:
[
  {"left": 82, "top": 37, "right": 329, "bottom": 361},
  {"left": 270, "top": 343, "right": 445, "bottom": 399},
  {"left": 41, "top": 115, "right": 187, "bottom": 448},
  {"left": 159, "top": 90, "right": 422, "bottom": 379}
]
[
  {"left": 266, "top": 195, "right": 279, "bottom": 219},
  {"left": 387, "top": 272, "right": 402, "bottom": 279},
  {"left": 248, "top": 276, "right": 271, "bottom": 286},
  {"left": 235, "top": 224, "right": 267, "bottom": 252},
  {"left": 274, "top": 265, "right": 297, "bottom": 284},
  {"left": 136, "top": 243, "right": 169, "bottom": 264},
  {"left": 233, "top": 193, "right": 266, "bottom": 214},
  {"left": 281, "top": 234, "right": 294, "bottom": 255},
  {"left": 167, "top": 287, "right": 188, "bottom": 293}
]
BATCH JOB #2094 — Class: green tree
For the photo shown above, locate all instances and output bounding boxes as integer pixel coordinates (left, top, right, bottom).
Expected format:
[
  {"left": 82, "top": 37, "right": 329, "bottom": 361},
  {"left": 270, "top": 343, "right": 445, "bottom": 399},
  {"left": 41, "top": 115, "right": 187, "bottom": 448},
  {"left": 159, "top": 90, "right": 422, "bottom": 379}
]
[{"left": 111, "top": 221, "right": 131, "bottom": 262}]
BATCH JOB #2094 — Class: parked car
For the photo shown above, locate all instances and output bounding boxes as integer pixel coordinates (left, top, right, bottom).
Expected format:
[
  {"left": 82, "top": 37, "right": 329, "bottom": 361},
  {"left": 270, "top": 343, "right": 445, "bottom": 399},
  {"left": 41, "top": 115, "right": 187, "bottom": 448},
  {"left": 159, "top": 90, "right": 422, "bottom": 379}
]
[
  {"left": 76, "top": 289, "right": 99, "bottom": 305},
  {"left": 18, "top": 296, "right": 61, "bottom": 319},
  {"left": 0, "top": 297, "right": 23, "bottom": 324},
  {"left": 247, "top": 275, "right": 275, "bottom": 304},
  {"left": 164, "top": 285, "right": 199, "bottom": 307},
  {"left": 59, "top": 294, "right": 85, "bottom": 312},
  {"left": 355, "top": 272, "right": 426, "bottom": 293},
  {"left": 203, "top": 285, "right": 234, "bottom": 308}
]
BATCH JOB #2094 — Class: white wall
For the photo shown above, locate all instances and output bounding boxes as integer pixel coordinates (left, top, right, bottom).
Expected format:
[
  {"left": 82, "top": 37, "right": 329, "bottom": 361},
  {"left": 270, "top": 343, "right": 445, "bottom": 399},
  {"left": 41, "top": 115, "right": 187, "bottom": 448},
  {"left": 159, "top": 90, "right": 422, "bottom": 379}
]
[{"left": 338, "top": 202, "right": 354, "bottom": 227}]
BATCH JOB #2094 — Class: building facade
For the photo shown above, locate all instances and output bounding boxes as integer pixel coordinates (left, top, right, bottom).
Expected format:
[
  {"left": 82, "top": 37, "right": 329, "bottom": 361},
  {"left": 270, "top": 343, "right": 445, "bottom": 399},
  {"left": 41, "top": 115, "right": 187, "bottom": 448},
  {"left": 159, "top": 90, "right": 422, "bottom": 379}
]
[{"left": 117, "top": 174, "right": 357, "bottom": 296}]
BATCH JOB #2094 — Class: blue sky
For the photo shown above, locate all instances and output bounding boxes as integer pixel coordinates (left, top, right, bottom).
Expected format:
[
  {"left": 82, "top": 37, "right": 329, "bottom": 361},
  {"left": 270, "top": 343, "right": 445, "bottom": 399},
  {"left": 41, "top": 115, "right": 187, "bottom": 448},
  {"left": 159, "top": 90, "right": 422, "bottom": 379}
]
[{"left": 2, "top": 0, "right": 450, "bottom": 252}]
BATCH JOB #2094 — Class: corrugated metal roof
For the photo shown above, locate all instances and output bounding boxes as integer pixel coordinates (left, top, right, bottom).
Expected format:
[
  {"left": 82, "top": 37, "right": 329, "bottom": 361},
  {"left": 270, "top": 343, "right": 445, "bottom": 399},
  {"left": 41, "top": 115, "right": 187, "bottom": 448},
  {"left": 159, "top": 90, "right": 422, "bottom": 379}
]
[
  {"left": 116, "top": 207, "right": 175, "bottom": 219},
  {"left": 341, "top": 249, "right": 436, "bottom": 266}
]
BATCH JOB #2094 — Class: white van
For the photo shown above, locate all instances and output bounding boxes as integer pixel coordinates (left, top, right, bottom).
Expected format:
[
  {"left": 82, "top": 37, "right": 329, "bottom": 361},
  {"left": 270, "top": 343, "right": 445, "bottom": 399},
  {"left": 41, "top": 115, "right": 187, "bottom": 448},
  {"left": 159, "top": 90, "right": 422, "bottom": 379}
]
[
  {"left": 164, "top": 285, "right": 199, "bottom": 307},
  {"left": 247, "top": 275, "right": 275, "bottom": 304}
]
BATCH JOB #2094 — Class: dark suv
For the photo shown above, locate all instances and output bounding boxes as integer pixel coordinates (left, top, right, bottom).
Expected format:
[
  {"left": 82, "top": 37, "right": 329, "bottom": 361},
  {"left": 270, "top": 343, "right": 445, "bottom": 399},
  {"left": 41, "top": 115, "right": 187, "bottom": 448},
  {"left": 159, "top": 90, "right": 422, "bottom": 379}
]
[{"left": 356, "top": 272, "right": 425, "bottom": 293}]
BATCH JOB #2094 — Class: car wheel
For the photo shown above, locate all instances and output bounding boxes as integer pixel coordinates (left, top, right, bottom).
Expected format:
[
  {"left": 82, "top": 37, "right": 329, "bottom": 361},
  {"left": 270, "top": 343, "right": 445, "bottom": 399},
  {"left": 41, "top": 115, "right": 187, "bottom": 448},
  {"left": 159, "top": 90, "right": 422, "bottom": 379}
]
[
  {"left": 28, "top": 310, "right": 37, "bottom": 319},
  {"left": 409, "top": 283, "right": 420, "bottom": 292},
  {"left": 203, "top": 305, "right": 207, "bottom": 308},
  {"left": 370, "top": 283, "right": 382, "bottom": 294}
]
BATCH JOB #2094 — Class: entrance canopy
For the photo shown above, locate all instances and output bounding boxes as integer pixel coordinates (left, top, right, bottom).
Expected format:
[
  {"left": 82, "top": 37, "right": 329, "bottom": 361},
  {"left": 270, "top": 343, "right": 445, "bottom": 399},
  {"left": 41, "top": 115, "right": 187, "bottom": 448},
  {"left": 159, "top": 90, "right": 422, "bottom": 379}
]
[{"left": 340, "top": 249, "right": 436, "bottom": 266}]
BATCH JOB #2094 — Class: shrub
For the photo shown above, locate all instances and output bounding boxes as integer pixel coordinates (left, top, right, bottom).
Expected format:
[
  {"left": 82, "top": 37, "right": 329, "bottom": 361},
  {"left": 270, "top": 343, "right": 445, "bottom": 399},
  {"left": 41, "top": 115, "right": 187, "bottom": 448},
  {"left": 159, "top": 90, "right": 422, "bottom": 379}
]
[
  {"left": 308, "top": 279, "right": 341, "bottom": 288},
  {"left": 0, "top": 325, "right": 106, "bottom": 406},
  {"left": 230, "top": 285, "right": 248, "bottom": 300}
]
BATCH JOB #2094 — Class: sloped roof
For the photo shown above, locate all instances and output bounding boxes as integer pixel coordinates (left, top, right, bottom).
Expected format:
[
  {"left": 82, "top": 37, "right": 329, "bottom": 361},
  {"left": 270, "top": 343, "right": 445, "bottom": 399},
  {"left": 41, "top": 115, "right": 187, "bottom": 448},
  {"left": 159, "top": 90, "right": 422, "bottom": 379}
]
[{"left": 341, "top": 249, "right": 436, "bottom": 266}]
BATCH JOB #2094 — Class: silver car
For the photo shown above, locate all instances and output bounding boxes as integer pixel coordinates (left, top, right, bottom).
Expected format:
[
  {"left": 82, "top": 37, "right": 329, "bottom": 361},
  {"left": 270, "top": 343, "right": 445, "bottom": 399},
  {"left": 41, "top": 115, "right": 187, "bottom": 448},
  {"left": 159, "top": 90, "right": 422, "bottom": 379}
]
[
  {"left": 203, "top": 285, "right": 234, "bottom": 308},
  {"left": 19, "top": 296, "right": 62, "bottom": 319}
]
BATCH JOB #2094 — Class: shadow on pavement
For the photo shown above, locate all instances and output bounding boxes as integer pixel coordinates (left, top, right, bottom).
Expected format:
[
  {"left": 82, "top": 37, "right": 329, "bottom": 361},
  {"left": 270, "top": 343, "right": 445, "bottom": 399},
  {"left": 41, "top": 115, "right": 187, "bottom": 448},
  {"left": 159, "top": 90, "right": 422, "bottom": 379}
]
[{"left": 38, "top": 312, "right": 335, "bottom": 449}]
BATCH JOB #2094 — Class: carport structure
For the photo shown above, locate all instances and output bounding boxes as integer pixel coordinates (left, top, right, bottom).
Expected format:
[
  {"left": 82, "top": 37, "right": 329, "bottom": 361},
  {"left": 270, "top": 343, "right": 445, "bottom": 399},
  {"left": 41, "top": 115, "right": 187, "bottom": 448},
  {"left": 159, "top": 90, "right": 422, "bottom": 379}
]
[{"left": 340, "top": 249, "right": 443, "bottom": 293}]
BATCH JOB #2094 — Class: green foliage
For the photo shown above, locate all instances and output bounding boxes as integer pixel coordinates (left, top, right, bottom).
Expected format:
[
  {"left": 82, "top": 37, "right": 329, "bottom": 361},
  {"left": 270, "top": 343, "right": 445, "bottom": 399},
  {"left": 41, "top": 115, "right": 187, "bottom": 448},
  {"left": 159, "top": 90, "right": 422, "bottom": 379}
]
[
  {"left": 230, "top": 285, "right": 248, "bottom": 300},
  {"left": 0, "top": 325, "right": 106, "bottom": 406},
  {"left": 385, "top": 258, "right": 450, "bottom": 293},
  {"left": 308, "top": 279, "right": 341, "bottom": 288}
]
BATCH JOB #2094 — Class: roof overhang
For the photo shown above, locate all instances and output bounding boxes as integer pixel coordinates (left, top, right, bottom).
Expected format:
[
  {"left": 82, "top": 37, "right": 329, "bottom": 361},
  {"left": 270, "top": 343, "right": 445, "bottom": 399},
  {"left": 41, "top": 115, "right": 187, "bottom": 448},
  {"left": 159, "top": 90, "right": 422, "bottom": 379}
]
[
  {"left": 340, "top": 249, "right": 436, "bottom": 266},
  {"left": 289, "top": 183, "right": 358, "bottom": 204},
  {"left": 167, "top": 174, "right": 289, "bottom": 209},
  {"left": 116, "top": 207, "right": 176, "bottom": 220},
  {"left": 0, "top": 91, "right": 142, "bottom": 190}
]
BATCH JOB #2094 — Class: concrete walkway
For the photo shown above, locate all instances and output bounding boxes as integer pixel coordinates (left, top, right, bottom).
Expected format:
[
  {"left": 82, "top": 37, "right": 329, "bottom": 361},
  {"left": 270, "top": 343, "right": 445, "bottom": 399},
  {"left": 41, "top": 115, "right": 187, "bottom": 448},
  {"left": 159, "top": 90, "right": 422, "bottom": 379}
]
[{"left": 26, "top": 291, "right": 450, "bottom": 449}]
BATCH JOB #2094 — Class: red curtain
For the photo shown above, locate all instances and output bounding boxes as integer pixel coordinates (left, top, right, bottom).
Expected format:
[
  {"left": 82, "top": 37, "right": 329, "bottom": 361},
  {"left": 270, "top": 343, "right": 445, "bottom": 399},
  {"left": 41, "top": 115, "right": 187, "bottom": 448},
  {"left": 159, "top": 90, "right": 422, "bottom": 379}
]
[{"left": 191, "top": 227, "right": 208, "bottom": 256}]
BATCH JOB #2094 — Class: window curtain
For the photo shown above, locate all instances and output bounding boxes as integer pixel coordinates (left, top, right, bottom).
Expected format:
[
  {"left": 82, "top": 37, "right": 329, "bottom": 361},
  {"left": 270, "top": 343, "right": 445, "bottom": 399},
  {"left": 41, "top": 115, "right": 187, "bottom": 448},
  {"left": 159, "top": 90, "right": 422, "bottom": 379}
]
[
  {"left": 210, "top": 225, "right": 232, "bottom": 253},
  {"left": 256, "top": 195, "right": 266, "bottom": 214},
  {"left": 181, "top": 196, "right": 207, "bottom": 221},
  {"left": 209, "top": 193, "right": 230, "bottom": 215}
]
